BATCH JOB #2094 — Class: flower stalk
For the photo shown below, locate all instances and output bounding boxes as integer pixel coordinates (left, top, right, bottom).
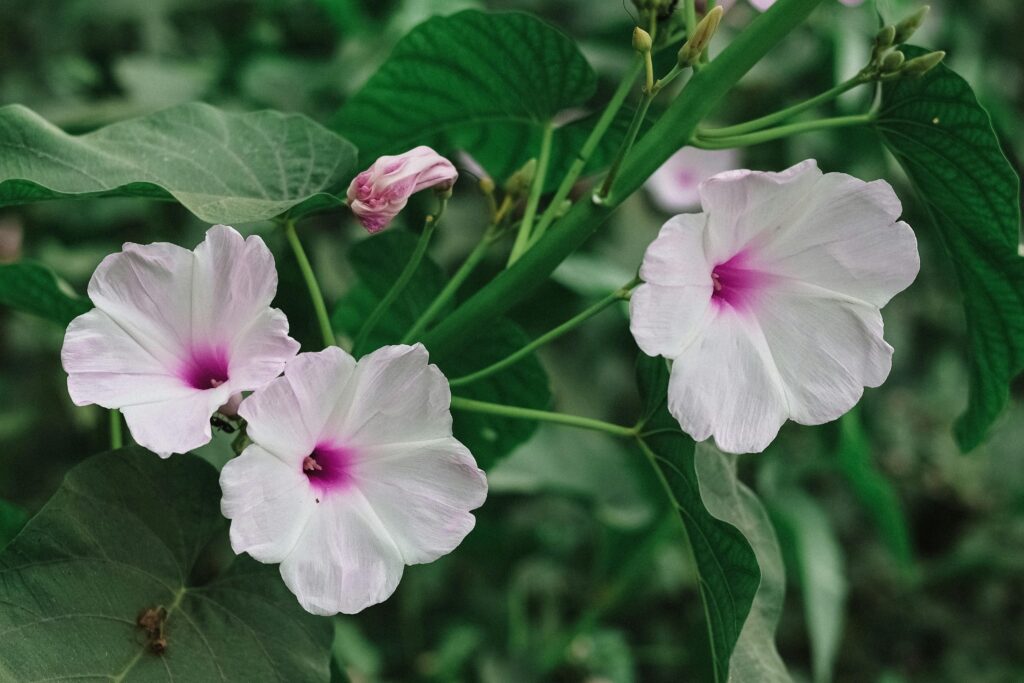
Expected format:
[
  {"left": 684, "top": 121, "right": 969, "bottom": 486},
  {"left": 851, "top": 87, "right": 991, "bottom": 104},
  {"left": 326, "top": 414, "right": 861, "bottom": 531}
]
[{"left": 284, "top": 219, "right": 337, "bottom": 350}]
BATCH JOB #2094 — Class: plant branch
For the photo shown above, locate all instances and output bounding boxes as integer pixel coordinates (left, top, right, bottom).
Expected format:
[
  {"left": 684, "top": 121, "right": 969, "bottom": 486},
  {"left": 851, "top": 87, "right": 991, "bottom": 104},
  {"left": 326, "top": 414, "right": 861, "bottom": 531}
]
[
  {"left": 449, "top": 396, "right": 637, "bottom": 438},
  {"left": 284, "top": 219, "right": 336, "bottom": 349},
  {"left": 692, "top": 112, "right": 875, "bottom": 149},
  {"left": 508, "top": 122, "right": 555, "bottom": 265}
]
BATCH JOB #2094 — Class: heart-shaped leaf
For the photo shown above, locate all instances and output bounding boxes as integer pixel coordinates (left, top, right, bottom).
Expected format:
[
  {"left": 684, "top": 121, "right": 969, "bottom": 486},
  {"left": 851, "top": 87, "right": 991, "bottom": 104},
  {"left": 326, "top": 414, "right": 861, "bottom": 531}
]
[
  {"left": 876, "top": 46, "right": 1024, "bottom": 450},
  {"left": 0, "top": 261, "right": 91, "bottom": 325},
  {"left": 0, "top": 103, "right": 357, "bottom": 223},
  {"left": 0, "top": 448, "right": 332, "bottom": 681}
]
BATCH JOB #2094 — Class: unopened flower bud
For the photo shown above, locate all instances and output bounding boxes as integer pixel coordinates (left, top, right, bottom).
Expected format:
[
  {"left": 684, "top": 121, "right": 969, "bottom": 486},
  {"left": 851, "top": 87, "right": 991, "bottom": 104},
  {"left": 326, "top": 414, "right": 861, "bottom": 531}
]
[
  {"left": 505, "top": 158, "right": 537, "bottom": 196},
  {"left": 894, "top": 6, "right": 929, "bottom": 44},
  {"left": 881, "top": 50, "right": 905, "bottom": 73},
  {"left": 875, "top": 25, "right": 896, "bottom": 51},
  {"left": 479, "top": 176, "right": 495, "bottom": 195},
  {"left": 678, "top": 5, "right": 724, "bottom": 67},
  {"left": 902, "top": 50, "right": 945, "bottom": 78},
  {"left": 347, "top": 146, "right": 458, "bottom": 233},
  {"left": 633, "top": 27, "right": 653, "bottom": 54}
]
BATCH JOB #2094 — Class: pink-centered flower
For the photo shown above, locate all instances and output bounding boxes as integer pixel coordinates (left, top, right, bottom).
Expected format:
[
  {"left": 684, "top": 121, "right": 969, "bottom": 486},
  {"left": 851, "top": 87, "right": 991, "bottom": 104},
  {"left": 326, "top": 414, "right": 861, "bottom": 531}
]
[
  {"left": 647, "top": 147, "right": 741, "bottom": 212},
  {"left": 630, "top": 160, "right": 919, "bottom": 453},
  {"left": 219, "top": 345, "right": 487, "bottom": 615},
  {"left": 61, "top": 225, "right": 299, "bottom": 457},
  {"left": 347, "top": 146, "right": 458, "bottom": 234}
]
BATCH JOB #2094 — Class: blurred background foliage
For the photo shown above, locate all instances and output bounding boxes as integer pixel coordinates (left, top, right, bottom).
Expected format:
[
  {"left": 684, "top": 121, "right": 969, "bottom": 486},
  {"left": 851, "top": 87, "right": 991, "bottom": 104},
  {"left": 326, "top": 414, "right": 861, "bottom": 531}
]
[{"left": 1, "top": 0, "right": 1022, "bottom": 681}]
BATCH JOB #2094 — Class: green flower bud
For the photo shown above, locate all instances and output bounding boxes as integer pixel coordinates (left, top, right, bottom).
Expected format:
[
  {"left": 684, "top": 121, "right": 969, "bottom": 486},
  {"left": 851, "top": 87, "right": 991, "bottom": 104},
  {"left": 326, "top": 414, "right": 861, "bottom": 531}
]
[
  {"left": 881, "top": 50, "right": 906, "bottom": 73},
  {"left": 633, "top": 26, "right": 653, "bottom": 54},
  {"left": 478, "top": 176, "right": 495, "bottom": 196},
  {"left": 875, "top": 25, "right": 896, "bottom": 50},
  {"left": 678, "top": 5, "right": 723, "bottom": 68},
  {"left": 902, "top": 50, "right": 945, "bottom": 77},
  {"left": 505, "top": 158, "right": 537, "bottom": 196},
  {"left": 894, "top": 6, "right": 929, "bottom": 44}
]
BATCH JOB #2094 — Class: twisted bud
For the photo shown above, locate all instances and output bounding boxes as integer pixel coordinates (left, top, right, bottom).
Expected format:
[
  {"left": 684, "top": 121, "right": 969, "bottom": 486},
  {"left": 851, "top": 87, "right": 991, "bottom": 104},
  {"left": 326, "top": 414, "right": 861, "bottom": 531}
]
[{"left": 678, "top": 6, "right": 724, "bottom": 68}]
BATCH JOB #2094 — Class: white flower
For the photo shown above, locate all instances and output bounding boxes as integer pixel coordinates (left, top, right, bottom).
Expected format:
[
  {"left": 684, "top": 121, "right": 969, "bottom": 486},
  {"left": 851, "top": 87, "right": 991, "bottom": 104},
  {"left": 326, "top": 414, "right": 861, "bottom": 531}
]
[
  {"left": 61, "top": 225, "right": 299, "bottom": 456},
  {"left": 219, "top": 345, "right": 487, "bottom": 615},
  {"left": 646, "top": 147, "right": 741, "bottom": 212},
  {"left": 630, "top": 160, "right": 919, "bottom": 453}
]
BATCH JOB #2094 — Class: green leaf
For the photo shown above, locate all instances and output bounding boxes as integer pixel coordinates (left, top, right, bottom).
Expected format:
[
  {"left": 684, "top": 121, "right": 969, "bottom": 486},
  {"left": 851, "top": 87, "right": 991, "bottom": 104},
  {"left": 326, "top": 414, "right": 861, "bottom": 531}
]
[
  {"left": 0, "top": 103, "right": 357, "bottom": 223},
  {"left": 332, "top": 231, "right": 550, "bottom": 468},
  {"left": 0, "top": 260, "right": 91, "bottom": 325},
  {"left": 0, "top": 448, "right": 332, "bottom": 681},
  {"left": 836, "top": 411, "right": 914, "bottom": 571},
  {"left": 332, "top": 10, "right": 596, "bottom": 171},
  {"left": 876, "top": 45, "right": 1024, "bottom": 450},
  {"left": 767, "top": 489, "right": 846, "bottom": 683},
  {"left": 0, "top": 498, "right": 28, "bottom": 550},
  {"left": 694, "top": 443, "right": 792, "bottom": 683},
  {"left": 635, "top": 355, "right": 763, "bottom": 683}
]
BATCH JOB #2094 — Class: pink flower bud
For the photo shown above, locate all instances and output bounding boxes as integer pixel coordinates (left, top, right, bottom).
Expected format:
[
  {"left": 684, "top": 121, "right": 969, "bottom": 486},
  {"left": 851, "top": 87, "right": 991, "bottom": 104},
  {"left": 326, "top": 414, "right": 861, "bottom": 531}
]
[{"left": 346, "top": 146, "right": 458, "bottom": 234}]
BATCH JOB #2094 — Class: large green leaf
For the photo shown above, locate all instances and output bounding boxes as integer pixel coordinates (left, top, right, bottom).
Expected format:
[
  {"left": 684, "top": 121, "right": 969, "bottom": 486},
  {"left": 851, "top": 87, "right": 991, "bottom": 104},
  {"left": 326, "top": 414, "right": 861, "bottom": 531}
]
[
  {"left": 332, "top": 10, "right": 596, "bottom": 174},
  {"left": 0, "top": 260, "right": 91, "bottom": 325},
  {"left": 0, "top": 103, "right": 357, "bottom": 223},
  {"left": 332, "top": 231, "right": 550, "bottom": 467},
  {"left": 876, "top": 46, "right": 1024, "bottom": 450},
  {"left": 635, "top": 356, "right": 763, "bottom": 683},
  {"left": 0, "top": 448, "right": 332, "bottom": 681}
]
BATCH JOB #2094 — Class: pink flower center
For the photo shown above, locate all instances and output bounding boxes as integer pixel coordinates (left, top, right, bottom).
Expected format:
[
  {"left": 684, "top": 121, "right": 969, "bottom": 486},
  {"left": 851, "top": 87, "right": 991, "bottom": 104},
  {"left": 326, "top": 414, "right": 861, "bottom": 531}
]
[
  {"left": 179, "top": 346, "right": 230, "bottom": 390},
  {"left": 302, "top": 443, "right": 356, "bottom": 496},
  {"left": 710, "top": 251, "right": 772, "bottom": 311}
]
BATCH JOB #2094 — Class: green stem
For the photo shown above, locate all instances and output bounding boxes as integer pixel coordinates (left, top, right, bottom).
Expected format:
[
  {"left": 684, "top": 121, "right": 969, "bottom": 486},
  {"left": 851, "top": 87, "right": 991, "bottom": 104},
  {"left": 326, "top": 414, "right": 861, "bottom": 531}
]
[
  {"left": 109, "top": 410, "right": 123, "bottom": 450},
  {"left": 684, "top": 0, "right": 698, "bottom": 37},
  {"left": 692, "top": 112, "right": 874, "bottom": 149},
  {"left": 449, "top": 396, "right": 636, "bottom": 438},
  {"left": 353, "top": 203, "right": 444, "bottom": 355},
  {"left": 698, "top": 74, "right": 869, "bottom": 138},
  {"left": 401, "top": 229, "right": 495, "bottom": 344},
  {"left": 529, "top": 56, "right": 645, "bottom": 248},
  {"left": 449, "top": 279, "right": 637, "bottom": 387},
  {"left": 508, "top": 123, "right": 555, "bottom": 265},
  {"left": 421, "top": 0, "right": 828, "bottom": 359},
  {"left": 284, "top": 219, "right": 336, "bottom": 349},
  {"left": 596, "top": 94, "right": 654, "bottom": 201}
]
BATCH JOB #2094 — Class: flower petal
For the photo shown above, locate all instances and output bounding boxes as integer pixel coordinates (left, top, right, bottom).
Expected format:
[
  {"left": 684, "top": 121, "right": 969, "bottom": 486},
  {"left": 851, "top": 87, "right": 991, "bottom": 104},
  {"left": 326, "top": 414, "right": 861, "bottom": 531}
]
[
  {"left": 87, "top": 240, "right": 195, "bottom": 363},
  {"left": 646, "top": 147, "right": 740, "bottom": 212},
  {"left": 329, "top": 344, "right": 453, "bottom": 448},
  {"left": 638, "top": 214, "right": 713, "bottom": 287},
  {"left": 227, "top": 308, "right": 301, "bottom": 391},
  {"left": 120, "top": 388, "right": 229, "bottom": 457},
  {"left": 279, "top": 493, "right": 404, "bottom": 615},
  {"left": 220, "top": 445, "right": 315, "bottom": 564},
  {"left": 191, "top": 225, "right": 280, "bottom": 345},
  {"left": 630, "top": 283, "right": 712, "bottom": 359},
  {"left": 756, "top": 281, "right": 893, "bottom": 426},
  {"left": 667, "top": 307, "right": 789, "bottom": 453},
  {"left": 699, "top": 159, "right": 822, "bottom": 265},
  {"left": 239, "top": 348, "right": 358, "bottom": 462},
  {"left": 761, "top": 173, "right": 919, "bottom": 306},
  {"left": 62, "top": 309, "right": 194, "bottom": 408},
  {"left": 355, "top": 436, "right": 486, "bottom": 565}
]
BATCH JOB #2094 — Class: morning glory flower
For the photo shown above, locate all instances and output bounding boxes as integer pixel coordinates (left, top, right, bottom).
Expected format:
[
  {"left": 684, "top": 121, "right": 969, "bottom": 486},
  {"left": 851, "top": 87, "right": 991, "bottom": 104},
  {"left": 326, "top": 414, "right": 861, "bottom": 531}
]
[
  {"left": 646, "top": 147, "right": 741, "bottom": 212},
  {"left": 219, "top": 345, "right": 487, "bottom": 615},
  {"left": 630, "top": 160, "right": 919, "bottom": 453},
  {"left": 61, "top": 225, "right": 299, "bottom": 457},
  {"left": 347, "top": 146, "right": 458, "bottom": 234}
]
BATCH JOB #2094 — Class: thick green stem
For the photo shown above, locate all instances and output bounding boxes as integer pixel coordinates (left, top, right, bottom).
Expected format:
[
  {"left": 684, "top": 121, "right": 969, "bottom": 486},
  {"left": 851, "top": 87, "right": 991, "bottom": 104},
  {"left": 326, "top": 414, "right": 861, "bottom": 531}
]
[
  {"left": 109, "top": 410, "right": 123, "bottom": 450},
  {"left": 449, "top": 279, "right": 637, "bottom": 387},
  {"left": 284, "top": 219, "right": 336, "bottom": 349},
  {"left": 684, "top": 0, "right": 698, "bottom": 37},
  {"left": 529, "top": 56, "right": 645, "bottom": 247},
  {"left": 401, "top": 230, "right": 495, "bottom": 344},
  {"left": 421, "top": 0, "right": 827, "bottom": 359},
  {"left": 354, "top": 205, "right": 443, "bottom": 355},
  {"left": 508, "top": 123, "right": 555, "bottom": 265},
  {"left": 596, "top": 94, "right": 654, "bottom": 201},
  {"left": 693, "top": 112, "right": 874, "bottom": 148},
  {"left": 449, "top": 396, "right": 636, "bottom": 438},
  {"left": 698, "top": 74, "right": 868, "bottom": 138}
]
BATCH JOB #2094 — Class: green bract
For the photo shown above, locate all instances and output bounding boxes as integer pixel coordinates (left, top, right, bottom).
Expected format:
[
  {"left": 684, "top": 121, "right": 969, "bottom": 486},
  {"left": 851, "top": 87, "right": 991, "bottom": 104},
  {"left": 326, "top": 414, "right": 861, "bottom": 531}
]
[
  {"left": 0, "top": 449, "right": 332, "bottom": 681},
  {"left": 0, "top": 103, "right": 357, "bottom": 223},
  {"left": 877, "top": 45, "right": 1024, "bottom": 451}
]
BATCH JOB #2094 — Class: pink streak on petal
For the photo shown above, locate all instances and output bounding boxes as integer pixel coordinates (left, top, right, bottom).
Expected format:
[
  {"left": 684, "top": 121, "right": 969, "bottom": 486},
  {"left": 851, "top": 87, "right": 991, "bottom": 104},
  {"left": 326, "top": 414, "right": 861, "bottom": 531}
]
[
  {"left": 303, "top": 442, "right": 357, "bottom": 496},
  {"left": 179, "top": 346, "right": 230, "bottom": 389},
  {"left": 710, "top": 250, "right": 774, "bottom": 312}
]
